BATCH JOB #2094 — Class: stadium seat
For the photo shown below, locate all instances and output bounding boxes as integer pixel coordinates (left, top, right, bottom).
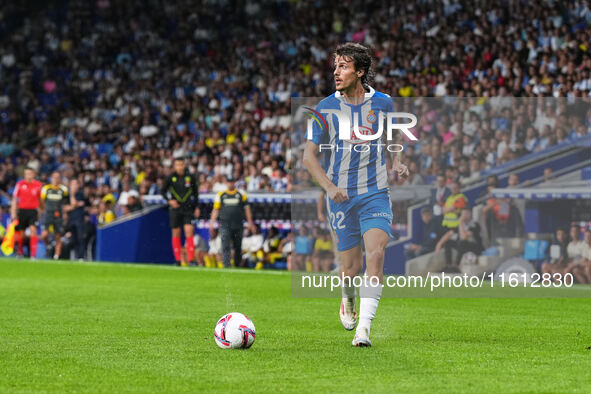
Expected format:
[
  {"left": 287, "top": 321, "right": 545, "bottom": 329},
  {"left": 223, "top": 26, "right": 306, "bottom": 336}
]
[{"left": 496, "top": 238, "right": 525, "bottom": 259}]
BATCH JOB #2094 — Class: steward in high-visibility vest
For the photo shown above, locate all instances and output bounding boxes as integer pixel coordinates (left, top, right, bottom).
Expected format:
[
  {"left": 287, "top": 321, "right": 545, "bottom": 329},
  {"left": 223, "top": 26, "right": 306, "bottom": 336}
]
[{"left": 442, "top": 180, "right": 468, "bottom": 229}]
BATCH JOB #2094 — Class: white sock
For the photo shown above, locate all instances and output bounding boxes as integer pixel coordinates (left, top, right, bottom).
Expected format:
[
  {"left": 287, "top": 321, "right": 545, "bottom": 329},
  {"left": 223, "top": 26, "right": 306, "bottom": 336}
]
[
  {"left": 357, "top": 283, "right": 383, "bottom": 334},
  {"left": 341, "top": 282, "right": 356, "bottom": 301}
]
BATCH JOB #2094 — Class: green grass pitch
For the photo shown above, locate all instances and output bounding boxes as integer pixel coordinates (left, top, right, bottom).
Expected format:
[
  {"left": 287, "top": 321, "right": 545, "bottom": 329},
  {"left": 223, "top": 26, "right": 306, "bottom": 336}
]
[{"left": 1, "top": 258, "right": 591, "bottom": 393}]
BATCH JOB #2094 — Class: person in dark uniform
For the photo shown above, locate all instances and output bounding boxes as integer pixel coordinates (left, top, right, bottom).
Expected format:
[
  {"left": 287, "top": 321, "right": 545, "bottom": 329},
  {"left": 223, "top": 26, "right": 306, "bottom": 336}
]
[
  {"left": 161, "top": 156, "right": 200, "bottom": 266},
  {"left": 209, "top": 176, "right": 255, "bottom": 268},
  {"left": 69, "top": 178, "right": 89, "bottom": 260},
  {"left": 404, "top": 207, "right": 444, "bottom": 259},
  {"left": 40, "top": 171, "right": 69, "bottom": 259}
]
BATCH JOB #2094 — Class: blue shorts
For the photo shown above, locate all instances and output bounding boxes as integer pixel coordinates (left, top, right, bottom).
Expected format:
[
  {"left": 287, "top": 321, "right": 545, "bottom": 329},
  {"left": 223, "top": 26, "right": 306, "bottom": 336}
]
[{"left": 326, "top": 190, "right": 393, "bottom": 252}]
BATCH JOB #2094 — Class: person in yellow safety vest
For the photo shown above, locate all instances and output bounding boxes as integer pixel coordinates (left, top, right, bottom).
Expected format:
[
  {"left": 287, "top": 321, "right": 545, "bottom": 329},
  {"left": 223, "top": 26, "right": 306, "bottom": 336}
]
[{"left": 441, "top": 180, "right": 468, "bottom": 230}]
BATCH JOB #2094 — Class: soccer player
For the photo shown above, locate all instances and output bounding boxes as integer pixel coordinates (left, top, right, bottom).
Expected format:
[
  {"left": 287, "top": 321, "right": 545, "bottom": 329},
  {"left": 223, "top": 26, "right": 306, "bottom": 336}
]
[
  {"left": 209, "top": 176, "right": 255, "bottom": 268},
  {"left": 11, "top": 167, "right": 43, "bottom": 258},
  {"left": 302, "top": 43, "right": 408, "bottom": 347},
  {"left": 161, "top": 157, "right": 200, "bottom": 266},
  {"left": 40, "top": 171, "right": 69, "bottom": 260}
]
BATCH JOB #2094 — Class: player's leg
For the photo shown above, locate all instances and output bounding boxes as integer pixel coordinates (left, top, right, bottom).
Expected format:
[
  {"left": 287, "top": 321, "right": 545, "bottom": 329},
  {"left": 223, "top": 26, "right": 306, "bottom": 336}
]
[
  {"left": 54, "top": 217, "right": 63, "bottom": 259},
  {"left": 220, "top": 227, "right": 232, "bottom": 268},
  {"left": 169, "top": 208, "right": 182, "bottom": 265},
  {"left": 352, "top": 227, "right": 389, "bottom": 347},
  {"left": 338, "top": 245, "right": 362, "bottom": 330},
  {"left": 16, "top": 230, "right": 25, "bottom": 257},
  {"left": 16, "top": 210, "right": 26, "bottom": 257},
  {"left": 40, "top": 214, "right": 49, "bottom": 254},
  {"left": 171, "top": 227, "right": 182, "bottom": 265},
  {"left": 326, "top": 195, "right": 362, "bottom": 330},
  {"left": 352, "top": 191, "right": 393, "bottom": 347},
  {"left": 232, "top": 228, "right": 243, "bottom": 267},
  {"left": 29, "top": 223, "right": 39, "bottom": 259},
  {"left": 183, "top": 222, "right": 195, "bottom": 266}
]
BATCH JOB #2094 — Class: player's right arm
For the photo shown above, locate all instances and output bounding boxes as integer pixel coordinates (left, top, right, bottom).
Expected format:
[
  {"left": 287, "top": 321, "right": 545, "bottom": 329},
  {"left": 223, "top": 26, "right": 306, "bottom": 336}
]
[
  {"left": 316, "top": 190, "right": 327, "bottom": 222},
  {"left": 160, "top": 174, "right": 179, "bottom": 209},
  {"left": 39, "top": 185, "right": 47, "bottom": 214},
  {"left": 209, "top": 192, "right": 222, "bottom": 237},
  {"left": 302, "top": 140, "right": 347, "bottom": 203}
]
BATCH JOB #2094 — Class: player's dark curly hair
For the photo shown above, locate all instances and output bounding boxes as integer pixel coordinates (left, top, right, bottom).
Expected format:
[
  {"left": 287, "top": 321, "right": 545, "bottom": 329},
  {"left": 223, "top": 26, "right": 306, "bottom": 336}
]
[{"left": 333, "top": 42, "right": 375, "bottom": 87}]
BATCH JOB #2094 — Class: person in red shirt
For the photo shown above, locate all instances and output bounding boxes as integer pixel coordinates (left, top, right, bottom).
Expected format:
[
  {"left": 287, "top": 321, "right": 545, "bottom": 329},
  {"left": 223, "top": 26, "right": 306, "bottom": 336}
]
[{"left": 11, "top": 167, "right": 43, "bottom": 258}]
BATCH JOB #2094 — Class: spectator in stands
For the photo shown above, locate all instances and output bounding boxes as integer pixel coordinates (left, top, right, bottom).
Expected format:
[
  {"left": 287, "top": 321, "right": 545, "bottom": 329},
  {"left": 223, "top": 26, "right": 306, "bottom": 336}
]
[
  {"left": 126, "top": 190, "right": 143, "bottom": 214},
  {"left": 192, "top": 233, "right": 209, "bottom": 267},
  {"left": 562, "top": 225, "right": 588, "bottom": 283},
  {"left": 541, "top": 168, "right": 555, "bottom": 185},
  {"left": 278, "top": 231, "right": 293, "bottom": 269},
  {"left": 580, "top": 230, "right": 591, "bottom": 283},
  {"left": 312, "top": 228, "right": 334, "bottom": 273},
  {"left": 508, "top": 173, "right": 520, "bottom": 188},
  {"left": 204, "top": 229, "right": 222, "bottom": 269},
  {"left": 481, "top": 174, "right": 524, "bottom": 244},
  {"left": 242, "top": 224, "right": 264, "bottom": 268},
  {"left": 262, "top": 226, "right": 283, "bottom": 270},
  {"left": 541, "top": 228, "right": 570, "bottom": 277},
  {"left": 405, "top": 208, "right": 444, "bottom": 260},
  {"left": 294, "top": 226, "right": 314, "bottom": 271},
  {"left": 97, "top": 200, "right": 115, "bottom": 227},
  {"left": 441, "top": 180, "right": 468, "bottom": 231},
  {"left": 436, "top": 207, "right": 483, "bottom": 272},
  {"left": 431, "top": 173, "right": 451, "bottom": 217}
]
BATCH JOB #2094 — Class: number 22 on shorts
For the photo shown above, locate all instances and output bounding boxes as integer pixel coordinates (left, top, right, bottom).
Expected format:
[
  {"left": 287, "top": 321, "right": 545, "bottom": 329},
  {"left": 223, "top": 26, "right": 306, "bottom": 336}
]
[{"left": 330, "top": 211, "right": 346, "bottom": 229}]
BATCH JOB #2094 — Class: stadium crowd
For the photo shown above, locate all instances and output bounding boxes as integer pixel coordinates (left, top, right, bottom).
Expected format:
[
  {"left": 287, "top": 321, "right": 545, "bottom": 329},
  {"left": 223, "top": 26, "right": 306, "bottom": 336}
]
[{"left": 2, "top": 0, "right": 591, "bottom": 263}]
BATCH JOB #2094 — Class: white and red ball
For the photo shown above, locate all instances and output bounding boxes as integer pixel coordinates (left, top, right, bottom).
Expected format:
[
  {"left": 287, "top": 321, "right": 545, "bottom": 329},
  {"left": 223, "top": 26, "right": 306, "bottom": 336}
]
[{"left": 214, "top": 312, "right": 256, "bottom": 349}]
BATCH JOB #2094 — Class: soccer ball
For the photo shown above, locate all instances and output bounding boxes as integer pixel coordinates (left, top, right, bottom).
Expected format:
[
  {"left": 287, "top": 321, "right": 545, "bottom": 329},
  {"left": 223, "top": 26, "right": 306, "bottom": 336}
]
[{"left": 214, "top": 312, "right": 256, "bottom": 349}]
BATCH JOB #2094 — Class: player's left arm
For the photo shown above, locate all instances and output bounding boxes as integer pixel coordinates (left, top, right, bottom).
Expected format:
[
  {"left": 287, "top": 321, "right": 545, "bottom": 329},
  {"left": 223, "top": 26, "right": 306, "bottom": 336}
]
[
  {"left": 39, "top": 185, "right": 47, "bottom": 213},
  {"left": 242, "top": 192, "right": 256, "bottom": 232},
  {"left": 209, "top": 192, "right": 222, "bottom": 237},
  {"left": 316, "top": 190, "right": 327, "bottom": 222},
  {"left": 385, "top": 100, "right": 409, "bottom": 179},
  {"left": 192, "top": 172, "right": 200, "bottom": 218}
]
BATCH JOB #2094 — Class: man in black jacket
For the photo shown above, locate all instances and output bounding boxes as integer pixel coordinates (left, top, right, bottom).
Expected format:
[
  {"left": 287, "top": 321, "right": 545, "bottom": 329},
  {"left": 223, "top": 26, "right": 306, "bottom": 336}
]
[
  {"left": 405, "top": 208, "right": 444, "bottom": 259},
  {"left": 161, "top": 157, "right": 200, "bottom": 266}
]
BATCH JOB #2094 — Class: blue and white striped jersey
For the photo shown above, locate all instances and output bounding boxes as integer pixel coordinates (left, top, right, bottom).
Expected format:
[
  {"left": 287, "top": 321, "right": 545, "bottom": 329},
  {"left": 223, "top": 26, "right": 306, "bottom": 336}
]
[{"left": 309, "top": 86, "right": 394, "bottom": 197}]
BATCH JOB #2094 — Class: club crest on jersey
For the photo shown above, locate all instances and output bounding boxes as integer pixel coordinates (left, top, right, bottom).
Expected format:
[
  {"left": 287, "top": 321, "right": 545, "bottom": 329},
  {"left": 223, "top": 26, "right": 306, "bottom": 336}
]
[{"left": 367, "top": 110, "right": 377, "bottom": 123}]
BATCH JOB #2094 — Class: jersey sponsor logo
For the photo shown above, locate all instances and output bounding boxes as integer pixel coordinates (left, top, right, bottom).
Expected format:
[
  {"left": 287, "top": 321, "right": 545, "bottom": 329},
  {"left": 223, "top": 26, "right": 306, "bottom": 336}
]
[
  {"left": 47, "top": 194, "right": 63, "bottom": 201},
  {"left": 346, "top": 125, "right": 374, "bottom": 145},
  {"left": 223, "top": 197, "right": 240, "bottom": 206}
]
